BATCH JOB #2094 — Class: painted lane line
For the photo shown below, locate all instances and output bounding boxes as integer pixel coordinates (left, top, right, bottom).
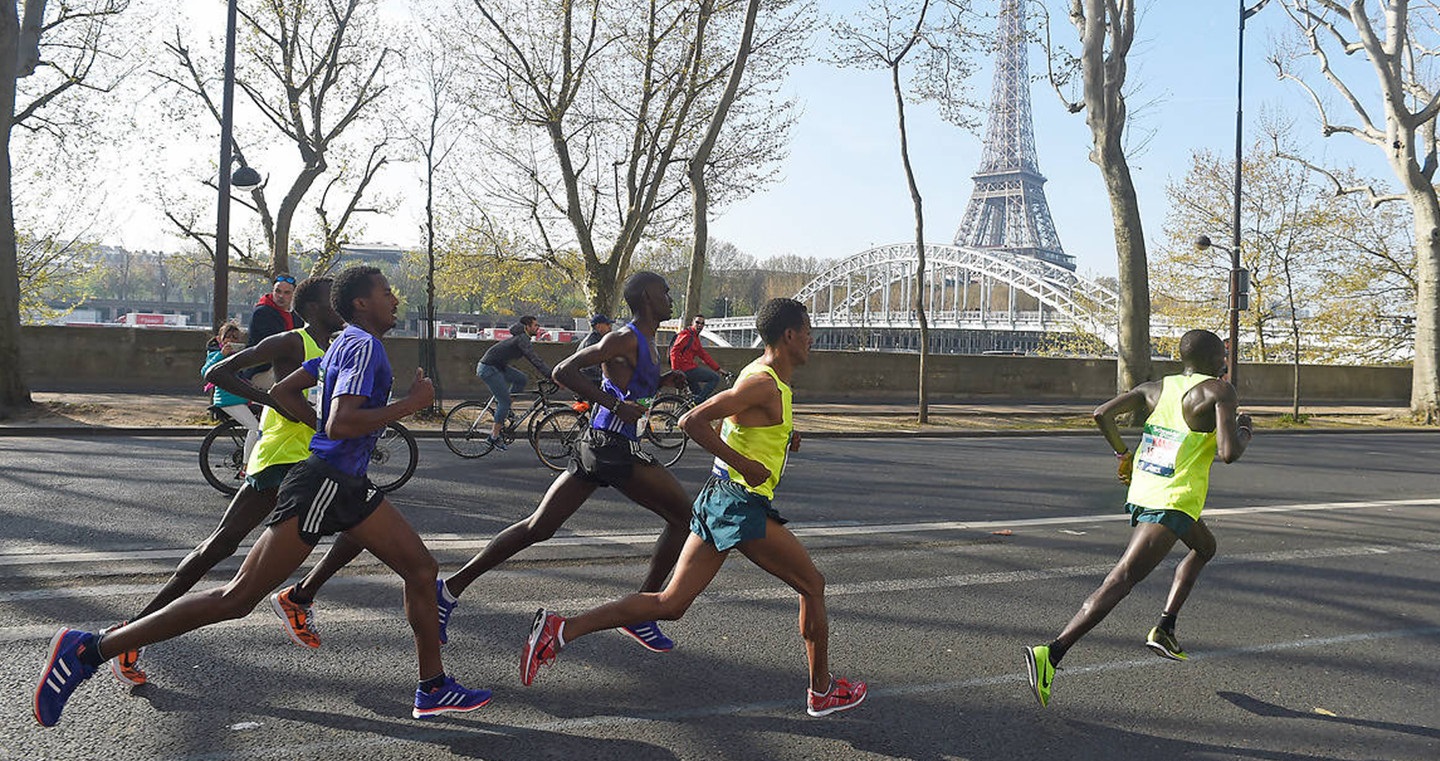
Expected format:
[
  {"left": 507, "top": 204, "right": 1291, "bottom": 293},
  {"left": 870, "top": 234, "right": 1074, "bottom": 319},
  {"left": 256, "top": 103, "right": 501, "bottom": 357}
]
[{"left": 2, "top": 496, "right": 1435, "bottom": 568}]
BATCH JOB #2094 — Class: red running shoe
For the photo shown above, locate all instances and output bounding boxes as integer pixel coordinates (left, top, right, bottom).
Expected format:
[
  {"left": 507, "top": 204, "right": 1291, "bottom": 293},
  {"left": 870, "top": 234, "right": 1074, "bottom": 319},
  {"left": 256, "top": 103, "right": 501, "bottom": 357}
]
[
  {"left": 806, "top": 675, "right": 868, "bottom": 717},
  {"left": 521, "top": 609, "right": 565, "bottom": 686}
]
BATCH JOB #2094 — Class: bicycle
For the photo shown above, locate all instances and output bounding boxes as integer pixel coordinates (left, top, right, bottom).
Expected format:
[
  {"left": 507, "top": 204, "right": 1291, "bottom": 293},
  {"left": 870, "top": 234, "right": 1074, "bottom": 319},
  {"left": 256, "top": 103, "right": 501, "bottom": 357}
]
[
  {"left": 200, "top": 406, "right": 418, "bottom": 496},
  {"left": 442, "top": 379, "right": 589, "bottom": 471},
  {"left": 640, "top": 371, "right": 733, "bottom": 467}
]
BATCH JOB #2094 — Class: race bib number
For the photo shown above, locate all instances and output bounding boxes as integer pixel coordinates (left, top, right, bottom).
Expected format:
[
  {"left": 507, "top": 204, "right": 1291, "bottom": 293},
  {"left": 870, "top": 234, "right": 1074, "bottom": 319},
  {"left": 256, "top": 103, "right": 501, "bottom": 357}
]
[{"left": 1136, "top": 425, "right": 1184, "bottom": 478}]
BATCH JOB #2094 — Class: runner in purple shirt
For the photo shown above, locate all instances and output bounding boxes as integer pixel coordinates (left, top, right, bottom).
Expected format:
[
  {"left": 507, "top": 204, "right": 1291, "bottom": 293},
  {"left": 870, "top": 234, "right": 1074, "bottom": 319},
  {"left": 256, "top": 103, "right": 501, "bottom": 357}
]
[{"left": 33, "top": 266, "right": 494, "bottom": 728}]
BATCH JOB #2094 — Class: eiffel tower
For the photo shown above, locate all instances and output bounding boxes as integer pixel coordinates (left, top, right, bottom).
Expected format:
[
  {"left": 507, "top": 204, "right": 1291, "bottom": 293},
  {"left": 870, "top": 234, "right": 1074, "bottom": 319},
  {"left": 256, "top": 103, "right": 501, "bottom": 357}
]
[{"left": 953, "top": 0, "right": 1074, "bottom": 271}]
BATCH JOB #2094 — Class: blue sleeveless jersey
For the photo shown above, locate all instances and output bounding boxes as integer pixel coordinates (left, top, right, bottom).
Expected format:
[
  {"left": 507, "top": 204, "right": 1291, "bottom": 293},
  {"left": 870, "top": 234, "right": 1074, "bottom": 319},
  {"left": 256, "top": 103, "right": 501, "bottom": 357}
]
[{"left": 590, "top": 322, "right": 661, "bottom": 442}]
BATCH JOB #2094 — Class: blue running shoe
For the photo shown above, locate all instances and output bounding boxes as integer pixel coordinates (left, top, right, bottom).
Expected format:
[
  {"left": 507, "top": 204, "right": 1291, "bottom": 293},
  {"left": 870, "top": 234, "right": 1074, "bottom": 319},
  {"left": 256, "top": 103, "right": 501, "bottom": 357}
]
[
  {"left": 412, "top": 676, "right": 492, "bottom": 719},
  {"left": 34, "top": 628, "right": 98, "bottom": 727},
  {"left": 436, "top": 579, "right": 458, "bottom": 645},
  {"left": 621, "top": 620, "right": 674, "bottom": 653}
]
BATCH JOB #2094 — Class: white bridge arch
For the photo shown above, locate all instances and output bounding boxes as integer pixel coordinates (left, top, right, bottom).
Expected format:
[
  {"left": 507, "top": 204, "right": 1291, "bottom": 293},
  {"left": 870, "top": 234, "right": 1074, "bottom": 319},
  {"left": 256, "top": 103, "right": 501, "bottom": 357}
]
[{"left": 695, "top": 243, "right": 1119, "bottom": 352}]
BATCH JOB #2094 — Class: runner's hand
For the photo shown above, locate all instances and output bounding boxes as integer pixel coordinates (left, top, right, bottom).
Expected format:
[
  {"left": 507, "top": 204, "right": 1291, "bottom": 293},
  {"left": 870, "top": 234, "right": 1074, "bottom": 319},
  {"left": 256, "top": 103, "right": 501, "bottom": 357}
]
[
  {"left": 1116, "top": 450, "right": 1134, "bottom": 485},
  {"left": 407, "top": 368, "right": 435, "bottom": 409},
  {"left": 1237, "top": 413, "right": 1253, "bottom": 430},
  {"left": 789, "top": 431, "right": 802, "bottom": 452},
  {"left": 738, "top": 458, "right": 772, "bottom": 488},
  {"left": 614, "top": 400, "right": 646, "bottom": 423}
]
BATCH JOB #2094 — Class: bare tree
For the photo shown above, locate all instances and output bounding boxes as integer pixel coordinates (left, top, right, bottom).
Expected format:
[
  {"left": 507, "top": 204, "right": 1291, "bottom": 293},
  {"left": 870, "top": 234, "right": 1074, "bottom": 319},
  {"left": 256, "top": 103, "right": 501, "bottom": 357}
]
[
  {"left": 832, "top": 0, "right": 977, "bottom": 424},
  {"left": 450, "top": 0, "right": 804, "bottom": 314},
  {"left": 158, "top": 0, "right": 395, "bottom": 277},
  {"left": 1041, "top": 0, "right": 1153, "bottom": 392},
  {"left": 1271, "top": 0, "right": 1440, "bottom": 423},
  {"left": 681, "top": 0, "right": 761, "bottom": 324},
  {"left": 0, "top": 0, "right": 129, "bottom": 415}
]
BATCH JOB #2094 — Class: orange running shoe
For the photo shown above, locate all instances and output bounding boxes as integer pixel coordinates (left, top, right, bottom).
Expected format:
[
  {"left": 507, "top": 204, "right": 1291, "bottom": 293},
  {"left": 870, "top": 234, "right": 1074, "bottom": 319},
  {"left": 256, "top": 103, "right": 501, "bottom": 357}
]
[
  {"left": 103, "top": 622, "right": 146, "bottom": 686},
  {"left": 269, "top": 587, "right": 320, "bottom": 648},
  {"left": 806, "top": 675, "right": 867, "bottom": 717},
  {"left": 520, "top": 609, "right": 565, "bottom": 686}
]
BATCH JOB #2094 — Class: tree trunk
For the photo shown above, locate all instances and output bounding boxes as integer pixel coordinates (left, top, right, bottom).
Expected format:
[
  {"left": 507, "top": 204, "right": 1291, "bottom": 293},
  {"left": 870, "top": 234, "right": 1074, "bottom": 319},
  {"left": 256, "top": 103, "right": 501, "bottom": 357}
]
[
  {"left": 0, "top": 4, "right": 30, "bottom": 415},
  {"left": 892, "top": 62, "right": 929, "bottom": 424},
  {"left": 1097, "top": 151, "right": 1153, "bottom": 391},
  {"left": 1409, "top": 192, "right": 1440, "bottom": 423}
]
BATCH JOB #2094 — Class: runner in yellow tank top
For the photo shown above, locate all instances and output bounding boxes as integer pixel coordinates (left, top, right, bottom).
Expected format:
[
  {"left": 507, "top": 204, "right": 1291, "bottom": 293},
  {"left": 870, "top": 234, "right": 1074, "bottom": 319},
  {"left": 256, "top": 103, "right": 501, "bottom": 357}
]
[
  {"left": 101, "top": 277, "right": 350, "bottom": 686},
  {"left": 1024, "top": 329, "right": 1254, "bottom": 708},
  {"left": 517, "top": 298, "right": 868, "bottom": 717}
]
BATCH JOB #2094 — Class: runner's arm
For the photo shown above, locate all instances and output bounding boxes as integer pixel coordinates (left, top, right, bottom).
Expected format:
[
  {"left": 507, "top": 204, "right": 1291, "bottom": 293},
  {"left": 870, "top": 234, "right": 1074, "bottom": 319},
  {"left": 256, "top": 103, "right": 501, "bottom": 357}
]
[
  {"left": 326, "top": 368, "right": 433, "bottom": 440},
  {"left": 270, "top": 364, "right": 319, "bottom": 429},
  {"left": 1092, "top": 385, "right": 1152, "bottom": 457},
  {"left": 204, "top": 332, "right": 302, "bottom": 412},
  {"left": 553, "top": 330, "right": 646, "bottom": 423},
  {"left": 1211, "top": 381, "right": 1252, "bottom": 463},
  {"left": 680, "top": 372, "right": 776, "bottom": 488}
]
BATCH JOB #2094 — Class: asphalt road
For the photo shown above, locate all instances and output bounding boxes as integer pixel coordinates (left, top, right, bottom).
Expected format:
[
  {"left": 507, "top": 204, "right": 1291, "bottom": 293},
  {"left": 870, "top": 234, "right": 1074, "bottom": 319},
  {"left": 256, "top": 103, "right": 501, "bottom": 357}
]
[{"left": 0, "top": 432, "right": 1437, "bottom": 760}]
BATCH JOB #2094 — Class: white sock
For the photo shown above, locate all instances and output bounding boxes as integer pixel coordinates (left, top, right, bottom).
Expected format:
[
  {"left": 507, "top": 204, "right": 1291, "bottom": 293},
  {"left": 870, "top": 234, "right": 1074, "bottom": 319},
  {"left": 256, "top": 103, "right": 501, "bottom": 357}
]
[
  {"left": 439, "top": 580, "right": 458, "bottom": 605},
  {"left": 556, "top": 620, "right": 567, "bottom": 648}
]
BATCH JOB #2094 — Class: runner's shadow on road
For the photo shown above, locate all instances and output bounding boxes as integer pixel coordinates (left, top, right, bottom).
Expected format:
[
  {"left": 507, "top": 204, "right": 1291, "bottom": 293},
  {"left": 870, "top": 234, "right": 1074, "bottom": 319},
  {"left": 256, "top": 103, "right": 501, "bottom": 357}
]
[{"left": 1219, "top": 691, "right": 1440, "bottom": 740}]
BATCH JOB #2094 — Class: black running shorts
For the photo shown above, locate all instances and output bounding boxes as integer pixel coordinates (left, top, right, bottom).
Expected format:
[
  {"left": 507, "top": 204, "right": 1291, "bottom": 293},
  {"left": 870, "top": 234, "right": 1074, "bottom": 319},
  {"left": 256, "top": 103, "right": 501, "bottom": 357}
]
[
  {"left": 268, "top": 455, "right": 384, "bottom": 546},
  {"left": 568, "top": 428, "right": 656, "bottom": 488}
]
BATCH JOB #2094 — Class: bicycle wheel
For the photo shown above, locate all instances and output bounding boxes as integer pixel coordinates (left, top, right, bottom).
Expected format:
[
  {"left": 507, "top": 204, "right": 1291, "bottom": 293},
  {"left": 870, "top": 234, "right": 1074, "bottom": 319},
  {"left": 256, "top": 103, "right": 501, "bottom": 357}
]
[
  {"left": 648, "top": 392, "right": 691, "bottom": 421},
  {"left": 443, "top": 400, "right": 498, "bottom": 458},
  {"left": 370, "top": 422, "right": 419, "bottom": 492},
  {"left": 643, "top": 408, "right": 688, "bottom": 467},
  {"left": 530, "top": 408, "right": 588, "bottom": 471},
  {"left": 199, "top": 420, "right": 247, "bottom": 496}
]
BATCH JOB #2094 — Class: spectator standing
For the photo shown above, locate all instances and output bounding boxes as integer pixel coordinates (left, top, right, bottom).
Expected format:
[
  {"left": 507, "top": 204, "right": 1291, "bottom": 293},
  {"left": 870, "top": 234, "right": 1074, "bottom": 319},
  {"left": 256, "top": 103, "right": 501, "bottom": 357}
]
[{"left": 669, "top": 314, "right": 724, "bottom": 403}]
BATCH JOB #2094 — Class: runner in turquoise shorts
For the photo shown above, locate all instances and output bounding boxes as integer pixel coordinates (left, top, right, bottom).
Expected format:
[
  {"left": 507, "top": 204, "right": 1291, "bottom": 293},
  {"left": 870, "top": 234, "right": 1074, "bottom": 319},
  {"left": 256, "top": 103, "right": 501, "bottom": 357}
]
[
  {"left": 1024, "top": 329, "right": 1254, "bottom": 707},
  {"left": 517, "top": 298, "right": 868, "bottom": 717}
]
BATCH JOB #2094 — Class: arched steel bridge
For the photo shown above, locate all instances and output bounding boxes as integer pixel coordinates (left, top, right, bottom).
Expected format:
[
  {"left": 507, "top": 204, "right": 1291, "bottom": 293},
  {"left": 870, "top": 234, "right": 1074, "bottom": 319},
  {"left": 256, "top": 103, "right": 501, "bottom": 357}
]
[{"left": 680, "top": 243, "right": 1119, "bottom": 353}]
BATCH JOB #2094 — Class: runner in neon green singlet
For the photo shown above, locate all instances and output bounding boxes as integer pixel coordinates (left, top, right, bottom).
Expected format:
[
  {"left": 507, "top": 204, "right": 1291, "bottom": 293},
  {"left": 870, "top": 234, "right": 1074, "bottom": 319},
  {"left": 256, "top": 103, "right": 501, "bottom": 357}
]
[
  {"left": 1024, "top": 329, "right": 1253, "bottom": 708},
  {"left": 517, "top": 298, "right": 868, "bottom": 718},
  {"left": 246, "top": 327, "right": 324, "bottom": 484}
]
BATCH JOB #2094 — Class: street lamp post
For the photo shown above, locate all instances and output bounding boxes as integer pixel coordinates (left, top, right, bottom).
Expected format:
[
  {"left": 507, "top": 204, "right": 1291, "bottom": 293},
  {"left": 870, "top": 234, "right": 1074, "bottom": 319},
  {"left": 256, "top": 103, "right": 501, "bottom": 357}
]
[
  {"left": 213, "top": 0, "right": 262, "bottom": 332},
  {"left": 1221, "top": 0, "right": 1272, "bottom": 387}
]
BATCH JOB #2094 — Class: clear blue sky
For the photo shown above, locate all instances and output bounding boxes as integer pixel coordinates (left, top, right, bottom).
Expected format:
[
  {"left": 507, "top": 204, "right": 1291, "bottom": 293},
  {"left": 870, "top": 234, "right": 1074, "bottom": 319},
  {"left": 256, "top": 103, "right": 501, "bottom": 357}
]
[
  {"left": 708, "top": 0, "right": 1391, "bottom": 278},
  {"left": 111, "top": 1, "right": 1394, "bottom": 280}
]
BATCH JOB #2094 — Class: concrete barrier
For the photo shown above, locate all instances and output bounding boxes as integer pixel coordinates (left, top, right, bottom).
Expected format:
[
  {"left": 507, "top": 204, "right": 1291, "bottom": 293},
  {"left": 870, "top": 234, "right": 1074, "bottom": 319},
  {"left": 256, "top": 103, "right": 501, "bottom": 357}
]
[{"left": 20, "top": 325, "right": 1412, "bottom": 404}]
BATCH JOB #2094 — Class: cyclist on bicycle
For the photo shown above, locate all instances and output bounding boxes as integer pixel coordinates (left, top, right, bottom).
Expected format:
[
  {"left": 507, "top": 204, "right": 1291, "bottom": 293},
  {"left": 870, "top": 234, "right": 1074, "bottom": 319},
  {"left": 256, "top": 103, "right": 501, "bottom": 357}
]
[
  {"left": 669, "top": 314, "right": 725, "bottom": 404},
  {"left": 203, "top": 322, "right": 260, "bottom": 463},
  {"left": 476, "top": 316, "right": 553, "bottom": 450}
]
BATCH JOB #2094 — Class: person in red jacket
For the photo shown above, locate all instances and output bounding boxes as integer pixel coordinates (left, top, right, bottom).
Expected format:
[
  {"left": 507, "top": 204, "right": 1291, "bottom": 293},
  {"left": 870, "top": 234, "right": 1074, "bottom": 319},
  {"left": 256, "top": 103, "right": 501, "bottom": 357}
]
[{"left": 669, "top": 314, "right": 725, "bottom": 403}]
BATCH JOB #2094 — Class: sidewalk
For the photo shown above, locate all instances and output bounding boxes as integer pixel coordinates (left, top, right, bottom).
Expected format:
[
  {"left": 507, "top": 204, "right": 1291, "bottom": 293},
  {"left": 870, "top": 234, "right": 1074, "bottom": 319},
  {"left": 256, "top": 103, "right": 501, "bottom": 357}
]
[{"left": 0, "top": 391, "right": 1422, "bottom": 436}]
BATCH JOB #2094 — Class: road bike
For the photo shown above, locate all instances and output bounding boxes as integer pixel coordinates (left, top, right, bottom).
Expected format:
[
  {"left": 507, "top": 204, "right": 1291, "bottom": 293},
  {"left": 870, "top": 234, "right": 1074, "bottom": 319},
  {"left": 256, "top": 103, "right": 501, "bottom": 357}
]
[
  {"left": 442, "top": 379, "right": 589, "bottom": 471},
  {"left": 199, "top": 406, "right": 418, "bottom": 496},
  {"left": 639, "top": 371, "right": 733, "bottom": 467}
]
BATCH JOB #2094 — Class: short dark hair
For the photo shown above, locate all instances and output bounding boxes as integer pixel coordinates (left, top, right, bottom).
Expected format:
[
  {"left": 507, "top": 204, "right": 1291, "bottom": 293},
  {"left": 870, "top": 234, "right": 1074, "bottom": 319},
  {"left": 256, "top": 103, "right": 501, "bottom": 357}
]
[
  {"left": 623, "top": 271, "right": 665, "bottom": 313},
  {"left": 519, "top": 315, "right": 538, "bottom": 327},
  {"left": 294, "top": 276, "right": 332, "bottom": 316},
  {"left": 1178, "top": 329, "right": 1225, "bottom": 364},
  {"left": 693, "top": 314, "right": 706, "bottom": 320},
  {"left": 332, "top": 265, "right": 381, "bottom": 321},
  {"left": 755, "top": 298, "right": 808, "bottom": 345}
]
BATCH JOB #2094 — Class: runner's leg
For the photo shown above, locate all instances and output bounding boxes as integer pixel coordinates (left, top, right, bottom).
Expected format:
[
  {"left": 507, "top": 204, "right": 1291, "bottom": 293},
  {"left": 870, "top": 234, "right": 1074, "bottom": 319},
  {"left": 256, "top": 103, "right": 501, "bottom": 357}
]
[
  {"left": 1160, "top": 518, "right": 1216, "bottom": 621},
  {"left": 1052, "top": 521, "right": 1179, "bottom": 657},
  {"left": 613, "top": 462, "right": 692, "bottom": 592},
  {"left": 97, "top": 519, "right": 316, "bottom": 658},
  {"left": 444, "top": 472, "right": 598, "bottom": 597},
  {"left": 133, "top": 485, "right": 279, "bottom": 618},
  {"left": 341, "top": 498, "right": 444, "bottom": 679},
  {"left": 733, "top": 519, "right": 830, "bottom": 693},
  {"left": 562, "top": 534, "right": 728, "bottom": 641}
]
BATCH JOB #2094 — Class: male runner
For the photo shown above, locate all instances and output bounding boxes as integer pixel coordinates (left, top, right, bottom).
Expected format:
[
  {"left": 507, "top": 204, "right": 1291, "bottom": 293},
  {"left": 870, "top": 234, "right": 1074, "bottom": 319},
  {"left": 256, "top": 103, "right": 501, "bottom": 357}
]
[
  {"left": 103, "top": 277, "right": 350, "bottom": 686},
  {"left": 434, "top": 272, "right": 691, "bottom": 652},
  {"left": 1023, "top": 329, "right": 1253, "bottom": 707},
  {"left": 518, "top": 298, "right": 868, "bottom": 718},
  {"left": 35, "top": 266, "right": 491, "bottom": 727}
]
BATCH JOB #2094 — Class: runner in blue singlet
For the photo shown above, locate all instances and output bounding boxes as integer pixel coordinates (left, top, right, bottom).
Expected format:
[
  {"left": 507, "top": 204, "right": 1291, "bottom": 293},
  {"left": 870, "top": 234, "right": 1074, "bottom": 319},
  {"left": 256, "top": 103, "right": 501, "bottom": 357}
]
[{"left": 433, "top": 272, "right": 695, "bottom": 654}]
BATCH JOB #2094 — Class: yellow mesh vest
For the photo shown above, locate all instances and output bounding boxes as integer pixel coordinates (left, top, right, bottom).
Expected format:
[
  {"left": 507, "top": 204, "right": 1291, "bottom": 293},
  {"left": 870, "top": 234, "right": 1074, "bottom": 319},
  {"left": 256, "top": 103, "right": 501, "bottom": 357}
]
[
  {"left": 714, "top": 361, "right": 792, "bottom": 499},
  {"left": 246, "top": 329, "right": 324, "bottom": 475},
  {"left": 1125, "top": 374, "right": 1218, "bottom": 520}
]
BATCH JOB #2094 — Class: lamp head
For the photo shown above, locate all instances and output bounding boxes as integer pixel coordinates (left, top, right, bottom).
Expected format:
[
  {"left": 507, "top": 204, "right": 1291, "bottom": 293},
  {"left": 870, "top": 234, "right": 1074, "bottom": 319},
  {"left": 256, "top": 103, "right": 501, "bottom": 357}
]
[
  {"left": 1194, "top": 235, "right": 1213, "bottom": 251},
  {"left": 232, "top": 165, "right": 262, "bottom": 191}
]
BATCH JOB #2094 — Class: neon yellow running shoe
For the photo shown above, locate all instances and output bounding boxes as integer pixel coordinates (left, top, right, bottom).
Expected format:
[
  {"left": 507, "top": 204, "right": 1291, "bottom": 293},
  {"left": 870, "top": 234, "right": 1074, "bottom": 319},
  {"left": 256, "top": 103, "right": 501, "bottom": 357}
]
[
  {"left": 1023, "top": 645, "right": 1055, "bottom": 707},
  {"left": 1145, "top": 627, "right": 1188, "bottom": 661}
]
